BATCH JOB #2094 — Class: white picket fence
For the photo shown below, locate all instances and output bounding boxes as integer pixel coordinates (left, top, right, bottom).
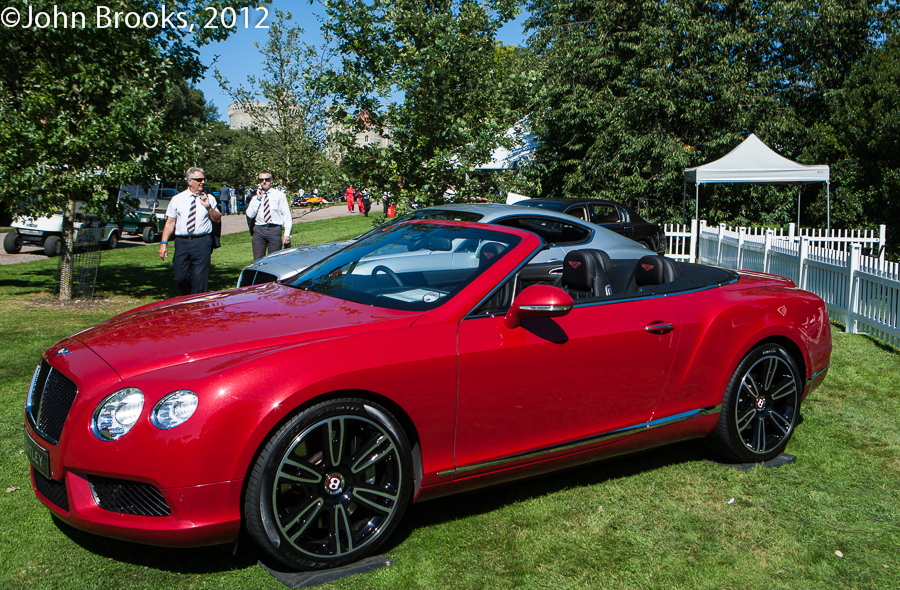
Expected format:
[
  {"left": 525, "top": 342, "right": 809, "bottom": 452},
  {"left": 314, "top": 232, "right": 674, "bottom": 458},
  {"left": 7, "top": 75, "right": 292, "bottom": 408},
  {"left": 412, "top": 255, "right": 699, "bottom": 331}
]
[{"left": 663, "top": 221, "right": 899, "bottom": 349}]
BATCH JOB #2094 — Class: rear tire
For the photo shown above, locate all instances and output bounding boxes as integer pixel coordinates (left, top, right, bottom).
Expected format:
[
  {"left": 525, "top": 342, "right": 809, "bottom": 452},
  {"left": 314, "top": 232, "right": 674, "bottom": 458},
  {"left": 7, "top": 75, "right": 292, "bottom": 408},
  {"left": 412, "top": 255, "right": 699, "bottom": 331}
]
[
  {"left": 244, "top": 398, "right": 412, "bottom": 571},
  {"left": 106, "top": 232, "right": 118, "bottom": 250},
  {"left": 43, "top": 236, "right": 61, "bottom": 257},
  {"left": 713, "top": 343, "right": 802, "bottom": 462},
  {"left": 142, "top": 226, "right": 156, "bottom": 243},
  {"left": 4, "top": 232, "right": 22, "bottom": 254}
]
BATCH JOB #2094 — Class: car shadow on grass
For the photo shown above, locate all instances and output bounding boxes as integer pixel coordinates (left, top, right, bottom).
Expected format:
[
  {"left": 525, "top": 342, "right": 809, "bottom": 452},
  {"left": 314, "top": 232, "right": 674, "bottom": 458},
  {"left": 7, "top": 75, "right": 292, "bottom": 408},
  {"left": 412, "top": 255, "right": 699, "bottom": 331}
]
[
  {"left": 385, "top": 439, "right": 718, "bottom": 552},
  {"left": 47, "top": 441, "right": 715, "bottom": 576},
  {"left": 51, "top": 516, "right": 266, "bottom": 574}
]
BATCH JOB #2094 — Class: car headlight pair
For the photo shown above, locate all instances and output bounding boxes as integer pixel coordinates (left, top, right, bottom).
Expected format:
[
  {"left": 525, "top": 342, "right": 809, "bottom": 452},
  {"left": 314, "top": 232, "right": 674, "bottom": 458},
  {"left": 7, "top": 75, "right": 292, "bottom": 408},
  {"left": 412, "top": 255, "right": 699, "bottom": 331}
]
[{"left": 92, "top": 389, "right": 198, "bottom": 441}]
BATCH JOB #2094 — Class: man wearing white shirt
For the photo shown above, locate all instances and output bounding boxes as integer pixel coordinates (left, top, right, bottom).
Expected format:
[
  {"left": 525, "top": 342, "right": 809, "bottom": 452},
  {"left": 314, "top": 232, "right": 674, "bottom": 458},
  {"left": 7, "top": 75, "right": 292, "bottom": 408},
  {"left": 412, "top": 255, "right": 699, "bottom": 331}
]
[
  {"left": 158, "top": 167, "right": 222, "bottom": 295},
  {"left": 246, "top": 170, "right": 292, "bottom": 260}
]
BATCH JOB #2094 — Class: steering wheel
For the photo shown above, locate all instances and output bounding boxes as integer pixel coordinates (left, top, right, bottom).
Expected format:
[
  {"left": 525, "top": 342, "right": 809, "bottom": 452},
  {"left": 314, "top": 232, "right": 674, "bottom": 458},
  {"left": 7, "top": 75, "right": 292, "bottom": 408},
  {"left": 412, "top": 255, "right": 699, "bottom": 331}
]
[{"left": 372, "top": 265, "right": 403, "bottom": 286}]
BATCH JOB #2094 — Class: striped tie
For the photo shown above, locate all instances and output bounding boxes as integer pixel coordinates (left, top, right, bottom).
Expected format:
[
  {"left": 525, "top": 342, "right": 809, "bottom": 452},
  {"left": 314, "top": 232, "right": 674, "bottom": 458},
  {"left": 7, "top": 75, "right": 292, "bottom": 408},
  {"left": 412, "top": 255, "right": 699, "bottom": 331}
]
[
  {"left": 264, "top": 192, "right": 272, "bottom": 223},
  {"left": 187, "top": 197, "right": 196, "bottom": 233}
]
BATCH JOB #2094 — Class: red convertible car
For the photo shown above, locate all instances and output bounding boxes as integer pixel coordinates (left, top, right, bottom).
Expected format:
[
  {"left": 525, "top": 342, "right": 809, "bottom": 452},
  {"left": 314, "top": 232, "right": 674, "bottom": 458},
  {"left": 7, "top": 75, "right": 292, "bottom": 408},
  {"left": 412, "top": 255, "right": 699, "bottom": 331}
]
[{"left": 24, "top": 220, "right": 831, "bottom": 571}]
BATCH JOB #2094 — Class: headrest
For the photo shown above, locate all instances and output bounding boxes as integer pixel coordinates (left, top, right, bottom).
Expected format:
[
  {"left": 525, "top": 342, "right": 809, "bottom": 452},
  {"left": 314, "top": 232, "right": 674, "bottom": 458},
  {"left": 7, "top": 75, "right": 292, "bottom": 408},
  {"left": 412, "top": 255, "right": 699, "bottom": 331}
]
[
  {"left": 562, "top": 249, "right": 604, "bottom": 292},
  {"left": 634, "top": 255, "right": 683, "bottom": 286},
  {"left": 411, "top": 234, "right": 453, "bottom": 252},
  {"left": 479, "top": 242, "right": 505, "bottom": 267}
]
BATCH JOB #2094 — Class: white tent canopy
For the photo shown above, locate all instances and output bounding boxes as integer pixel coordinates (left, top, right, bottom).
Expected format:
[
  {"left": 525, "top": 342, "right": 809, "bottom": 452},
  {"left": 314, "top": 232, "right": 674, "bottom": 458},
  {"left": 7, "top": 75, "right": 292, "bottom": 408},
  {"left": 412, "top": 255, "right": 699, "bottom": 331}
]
[{"left": 683, "top": 134, "right": 831, "bottom": 228}]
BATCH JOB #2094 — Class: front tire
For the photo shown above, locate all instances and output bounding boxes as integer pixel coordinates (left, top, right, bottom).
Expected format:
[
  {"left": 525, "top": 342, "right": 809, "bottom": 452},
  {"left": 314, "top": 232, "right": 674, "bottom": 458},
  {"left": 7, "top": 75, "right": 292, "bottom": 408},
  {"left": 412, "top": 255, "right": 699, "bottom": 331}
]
[
  {"left": 106, "top": 231, "right": 118, "bottom": 250},
  {"left": 245, "top": 398, "right": 412, "bottom": 571},
  {"left": 4, "top": 232, "right": 22, "bottom": 254},
  {"left": 714, "top": 344, "right": 802, "bottom": 462},
  {"left": 142, "top": 226, "right": 156, "bottom": 243},
  {"left": 43, "top": 236, "right": 61, "bottom": 257}
]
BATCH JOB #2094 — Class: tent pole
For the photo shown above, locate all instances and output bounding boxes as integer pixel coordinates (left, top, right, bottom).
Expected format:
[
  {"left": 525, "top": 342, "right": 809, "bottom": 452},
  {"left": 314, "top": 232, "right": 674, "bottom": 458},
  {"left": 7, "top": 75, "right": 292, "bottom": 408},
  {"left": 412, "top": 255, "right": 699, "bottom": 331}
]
[
  {"left": 682, "top": 182, "right": 686, "bottom": 225},
  {"left": 695, "top": 183, "right": 699, "bottom": 224},
  {"left": 827, "top": 182, "right": 831, "bottom": 232},
  {"left": 797, "top": 187, "right": 801, "bottom": 226}
]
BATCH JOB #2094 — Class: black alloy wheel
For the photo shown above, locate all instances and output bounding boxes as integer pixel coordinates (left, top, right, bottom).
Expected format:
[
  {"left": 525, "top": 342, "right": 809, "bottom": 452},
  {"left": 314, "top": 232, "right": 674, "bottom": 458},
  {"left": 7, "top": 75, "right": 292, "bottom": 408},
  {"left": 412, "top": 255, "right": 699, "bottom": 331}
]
[
  {"left": 714, "top": 343, "right": 802, "bottom": 462},
  {"left": 245, "top": 398, "right": 412, "bottom": 570}
]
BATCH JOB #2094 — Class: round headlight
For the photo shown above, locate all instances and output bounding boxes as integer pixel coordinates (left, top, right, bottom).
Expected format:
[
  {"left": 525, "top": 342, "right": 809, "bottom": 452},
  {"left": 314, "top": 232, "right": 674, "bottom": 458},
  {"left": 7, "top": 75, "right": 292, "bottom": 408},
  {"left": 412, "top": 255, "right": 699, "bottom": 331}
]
[
  {"left": 151, "top": 390, "right": 198, "bottom": 430},
  {"left": 92, "top": 388, "right": 144, "bottom": 441}
]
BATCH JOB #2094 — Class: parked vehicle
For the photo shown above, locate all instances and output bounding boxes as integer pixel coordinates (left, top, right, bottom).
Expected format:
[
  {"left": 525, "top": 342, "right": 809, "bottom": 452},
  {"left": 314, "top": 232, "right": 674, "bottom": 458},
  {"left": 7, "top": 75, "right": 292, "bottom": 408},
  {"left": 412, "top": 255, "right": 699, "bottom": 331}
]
[
  {"left": 515, "top": 198, "right": 667, "bottom": 254},
  {"left": 4, "top": 203, "right": 119, "bottom": 256},
  {"left": 25, "top": 219, "right": 831, "bottom": 571},
  {"left": 237, "top": 203, "right": 651, "bottom": 287},
  {"left": 118, "top": 184, "right": 178, "bottom": 243}
]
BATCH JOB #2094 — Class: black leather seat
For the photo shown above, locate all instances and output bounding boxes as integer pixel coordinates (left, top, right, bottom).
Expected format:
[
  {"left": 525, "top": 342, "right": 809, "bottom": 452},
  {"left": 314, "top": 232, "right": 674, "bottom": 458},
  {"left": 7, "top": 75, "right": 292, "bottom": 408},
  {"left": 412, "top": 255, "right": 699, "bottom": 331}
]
[
  {"left": 624, "top": 255, "right": 683, "bottom": 293},
  {"left": 558, "top": 249, "right": 612, "bottom": 298}
]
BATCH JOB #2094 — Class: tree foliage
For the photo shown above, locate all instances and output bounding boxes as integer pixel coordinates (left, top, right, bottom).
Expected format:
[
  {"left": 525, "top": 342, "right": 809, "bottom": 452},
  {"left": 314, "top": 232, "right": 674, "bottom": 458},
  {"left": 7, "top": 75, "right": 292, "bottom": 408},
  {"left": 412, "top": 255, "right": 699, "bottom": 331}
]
[
  {"left": 0, "top": 0, "right": 253, "bottom": 299},
  {"left": 524, "top": 0, "right": 894, "bottom": 227},
  {"left": 808, "top": 32, "right": 900, "bottom": 256},
  {"left": 215, "top": 9, "right": 335, "bottom": 193},
  {"left": 321, "top": 0, "right": 522, "bottom": 205}
]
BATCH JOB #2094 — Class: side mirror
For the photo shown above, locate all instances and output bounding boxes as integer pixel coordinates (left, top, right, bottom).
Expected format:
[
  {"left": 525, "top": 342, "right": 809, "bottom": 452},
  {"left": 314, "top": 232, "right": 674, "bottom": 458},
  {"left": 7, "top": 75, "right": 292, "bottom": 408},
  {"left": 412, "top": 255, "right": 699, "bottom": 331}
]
[{"left": 504, "top": 284, "right": 574, "bottom": 329}]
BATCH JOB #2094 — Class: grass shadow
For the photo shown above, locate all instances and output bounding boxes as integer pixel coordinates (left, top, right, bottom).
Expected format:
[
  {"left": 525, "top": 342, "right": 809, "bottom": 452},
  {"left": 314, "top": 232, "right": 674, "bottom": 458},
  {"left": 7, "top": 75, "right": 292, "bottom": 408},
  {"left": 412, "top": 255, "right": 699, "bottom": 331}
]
[
  {"left": 385, "top": 439, "right": 715, "bottom": 552},
  {"left": 51, "top": 516, "right": 267, "bottom": 575}
]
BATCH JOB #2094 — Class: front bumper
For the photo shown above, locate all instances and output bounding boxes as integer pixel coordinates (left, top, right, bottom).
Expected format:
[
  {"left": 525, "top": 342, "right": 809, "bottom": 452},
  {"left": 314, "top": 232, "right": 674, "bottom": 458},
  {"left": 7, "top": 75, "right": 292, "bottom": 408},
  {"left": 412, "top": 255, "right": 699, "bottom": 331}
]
[{"left": 28, "top": 457, "right": 243, "bottom": 548}]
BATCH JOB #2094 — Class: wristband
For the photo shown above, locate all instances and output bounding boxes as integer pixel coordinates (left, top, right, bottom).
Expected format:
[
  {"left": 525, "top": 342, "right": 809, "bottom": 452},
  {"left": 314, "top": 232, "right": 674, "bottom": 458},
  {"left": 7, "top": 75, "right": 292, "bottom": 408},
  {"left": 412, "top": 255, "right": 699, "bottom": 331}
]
[{"left": 161, "top": 241, "right": 168, "bottom": 245}]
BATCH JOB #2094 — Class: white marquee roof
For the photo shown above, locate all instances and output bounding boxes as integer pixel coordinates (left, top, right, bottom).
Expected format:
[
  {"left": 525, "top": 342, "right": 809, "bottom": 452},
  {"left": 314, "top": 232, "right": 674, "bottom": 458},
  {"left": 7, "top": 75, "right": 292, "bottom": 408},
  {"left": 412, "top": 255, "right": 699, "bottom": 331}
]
[{"left": 684, "top": 134, "right": 829, "bottom": 185}]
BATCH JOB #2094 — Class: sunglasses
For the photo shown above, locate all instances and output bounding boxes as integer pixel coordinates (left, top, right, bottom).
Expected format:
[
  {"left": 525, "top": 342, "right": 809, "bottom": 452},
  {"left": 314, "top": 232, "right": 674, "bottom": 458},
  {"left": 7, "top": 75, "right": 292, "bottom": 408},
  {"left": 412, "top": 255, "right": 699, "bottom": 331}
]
[
  {"left": 188, "top": 177, "right": 205, "bottom": 182},
  {"left": 258, "top": 177, "right": 272, "bottom": 182}
]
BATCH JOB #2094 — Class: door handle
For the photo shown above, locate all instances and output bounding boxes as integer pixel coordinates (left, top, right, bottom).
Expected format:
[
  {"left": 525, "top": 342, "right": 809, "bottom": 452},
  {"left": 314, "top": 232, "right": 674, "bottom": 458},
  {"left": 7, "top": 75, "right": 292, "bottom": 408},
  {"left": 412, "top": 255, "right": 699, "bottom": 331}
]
[{"left": 645, "top": 322, "right": 675, "bottom": 335}]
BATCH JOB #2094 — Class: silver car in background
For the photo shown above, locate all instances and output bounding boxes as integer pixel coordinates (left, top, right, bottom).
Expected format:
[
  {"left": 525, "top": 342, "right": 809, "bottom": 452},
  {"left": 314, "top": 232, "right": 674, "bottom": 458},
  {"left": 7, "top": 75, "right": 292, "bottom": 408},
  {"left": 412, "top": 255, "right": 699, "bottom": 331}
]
[{"left": 237, "top": 203, "right": 652, "bottom": 287}]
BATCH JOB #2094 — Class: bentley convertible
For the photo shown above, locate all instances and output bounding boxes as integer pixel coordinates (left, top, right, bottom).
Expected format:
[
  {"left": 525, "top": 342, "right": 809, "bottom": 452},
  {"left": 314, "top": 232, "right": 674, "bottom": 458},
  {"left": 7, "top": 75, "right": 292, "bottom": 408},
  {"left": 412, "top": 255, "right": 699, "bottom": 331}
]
[{"left": 24, "top": 220, "right": 831, "bottom": 571}]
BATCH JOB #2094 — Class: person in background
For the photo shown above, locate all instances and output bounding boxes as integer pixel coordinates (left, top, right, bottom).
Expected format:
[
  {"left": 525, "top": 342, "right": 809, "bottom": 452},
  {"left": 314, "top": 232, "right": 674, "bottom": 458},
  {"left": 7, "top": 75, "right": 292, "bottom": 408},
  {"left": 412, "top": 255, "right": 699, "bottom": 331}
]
[
  {"left": 246, "top": 170, "right": 292, "bottom": 260},
  {"left": 345, "top": 184, "right": 355, "bottom": 213},
  {"left": 159, "top": 167, "right": 221, "bottom": 295},
  {"left": 220, "top": 183, "right": 231, "bottom": 215},
  {"left": 360, "top": 189, "right": 372, "bottom": 217},
  {"left": 229, "top": 184, "right": 237, "bottom": 215}
]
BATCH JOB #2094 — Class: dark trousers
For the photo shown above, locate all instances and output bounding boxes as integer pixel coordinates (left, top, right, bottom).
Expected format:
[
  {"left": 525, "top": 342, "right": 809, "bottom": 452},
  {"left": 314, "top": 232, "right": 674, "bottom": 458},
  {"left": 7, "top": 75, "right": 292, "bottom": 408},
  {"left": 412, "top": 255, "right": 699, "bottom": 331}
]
[
  {"left": 173, "top": 234, "right": 213, "bottom": 295},
  {"left": 252, "top": 224, "right": 283, "bottom": 261}
]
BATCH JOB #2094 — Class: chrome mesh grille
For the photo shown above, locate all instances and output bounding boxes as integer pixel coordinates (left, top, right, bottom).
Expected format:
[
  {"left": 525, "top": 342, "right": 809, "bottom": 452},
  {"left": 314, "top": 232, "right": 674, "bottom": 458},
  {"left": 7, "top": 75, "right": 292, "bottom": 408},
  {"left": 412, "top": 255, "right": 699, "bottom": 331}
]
[
  {"left": 28, "top": 360, "right": 78, "bottom": 444},
  {"left": 88, "top": 475, "right": 171, "bottom": 517}
]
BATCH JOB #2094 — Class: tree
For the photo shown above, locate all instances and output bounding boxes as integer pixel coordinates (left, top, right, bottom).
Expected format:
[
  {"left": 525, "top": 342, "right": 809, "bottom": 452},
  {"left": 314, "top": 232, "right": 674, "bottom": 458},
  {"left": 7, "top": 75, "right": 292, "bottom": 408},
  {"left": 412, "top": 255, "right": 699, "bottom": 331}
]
[
  {"left": 0, "top": 0, "right": 254, "bottom": 300},
  {"left": 808, "top": 32, "right": 900, "bottom": 257},
  {"left": 523, "top": 0, "right": 890, "bottom": 226},
  {"left": 215, "top": 8, "right": 334, "bottom": 193},
  {"left": 321, "top": 0, "right": 521, "bottom": 207}
]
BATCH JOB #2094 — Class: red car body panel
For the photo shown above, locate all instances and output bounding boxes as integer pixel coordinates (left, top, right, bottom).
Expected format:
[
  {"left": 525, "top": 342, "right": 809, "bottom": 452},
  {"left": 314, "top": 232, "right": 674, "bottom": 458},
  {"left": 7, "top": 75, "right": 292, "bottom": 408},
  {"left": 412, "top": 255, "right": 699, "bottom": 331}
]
[{"left": 24, "top": 221, "right": 831, "bottom": 549}]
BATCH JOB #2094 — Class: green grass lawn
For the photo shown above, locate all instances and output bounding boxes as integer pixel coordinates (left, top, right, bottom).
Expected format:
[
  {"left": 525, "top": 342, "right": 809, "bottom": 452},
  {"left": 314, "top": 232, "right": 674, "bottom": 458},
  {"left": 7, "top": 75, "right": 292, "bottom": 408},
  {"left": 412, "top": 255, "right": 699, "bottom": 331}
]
[{"left": 1, "top": 217, "right": 898, "bottom": 589}]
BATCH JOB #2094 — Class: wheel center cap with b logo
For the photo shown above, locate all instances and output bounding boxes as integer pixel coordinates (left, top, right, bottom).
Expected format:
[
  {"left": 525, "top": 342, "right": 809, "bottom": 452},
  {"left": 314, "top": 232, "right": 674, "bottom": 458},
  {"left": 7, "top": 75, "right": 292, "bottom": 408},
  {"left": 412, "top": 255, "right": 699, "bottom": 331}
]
[
  {"left": 756, "top": 397, "right": 767, "bottom": 411},
  {"left": 324, "top": 473, "right": 345, "bottom": 496}
]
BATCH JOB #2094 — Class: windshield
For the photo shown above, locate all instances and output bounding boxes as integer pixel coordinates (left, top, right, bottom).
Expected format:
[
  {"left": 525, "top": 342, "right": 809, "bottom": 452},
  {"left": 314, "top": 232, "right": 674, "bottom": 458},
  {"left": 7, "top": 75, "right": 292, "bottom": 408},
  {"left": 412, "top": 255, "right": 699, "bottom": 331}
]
[
  {"left": 289, "top": 222, "right": 520, "bottom": 311},
  {"left": 355, "top": 208, "right": 484, "bottom": 241}
]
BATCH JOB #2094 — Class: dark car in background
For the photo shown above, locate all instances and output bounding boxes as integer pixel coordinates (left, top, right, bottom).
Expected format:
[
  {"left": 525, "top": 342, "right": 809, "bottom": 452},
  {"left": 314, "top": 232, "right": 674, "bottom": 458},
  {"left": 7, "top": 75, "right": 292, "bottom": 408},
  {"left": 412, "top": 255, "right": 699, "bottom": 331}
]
[{"left": 516, "top": 198, "right": 666, "bottom": 254}]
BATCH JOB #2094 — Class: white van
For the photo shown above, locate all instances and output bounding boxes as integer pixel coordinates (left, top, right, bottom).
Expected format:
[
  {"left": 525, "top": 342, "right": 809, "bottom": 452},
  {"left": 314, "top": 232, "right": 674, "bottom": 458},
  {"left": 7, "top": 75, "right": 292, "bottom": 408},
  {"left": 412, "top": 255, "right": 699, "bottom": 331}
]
[{"left": 4, "top": 203, "right": 120, "bottom": 256}]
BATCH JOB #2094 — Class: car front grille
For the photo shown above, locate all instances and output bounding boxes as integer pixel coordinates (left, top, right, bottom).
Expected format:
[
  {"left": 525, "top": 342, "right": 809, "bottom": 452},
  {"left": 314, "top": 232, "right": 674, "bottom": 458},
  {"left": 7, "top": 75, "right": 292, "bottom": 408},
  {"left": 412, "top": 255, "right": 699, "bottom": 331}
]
[
  {"left": 27, "top": 360, "right": 78, "bottom": 444},
  {"left": 88, "top": 475, "right": 171, "bottom": 517},
  {"left": 238, "top": 269, "right": 277, "bottom": 287},
  {"left": 32, "top": 468, "right": 69, "bottom": 511}
]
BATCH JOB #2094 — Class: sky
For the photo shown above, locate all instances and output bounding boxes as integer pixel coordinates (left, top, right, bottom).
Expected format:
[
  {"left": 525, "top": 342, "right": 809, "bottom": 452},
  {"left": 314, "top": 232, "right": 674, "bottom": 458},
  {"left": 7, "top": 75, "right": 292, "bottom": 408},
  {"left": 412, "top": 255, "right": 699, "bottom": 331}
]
[{"left": 194, "top": 3, "right": 530, "bottom": 123}]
